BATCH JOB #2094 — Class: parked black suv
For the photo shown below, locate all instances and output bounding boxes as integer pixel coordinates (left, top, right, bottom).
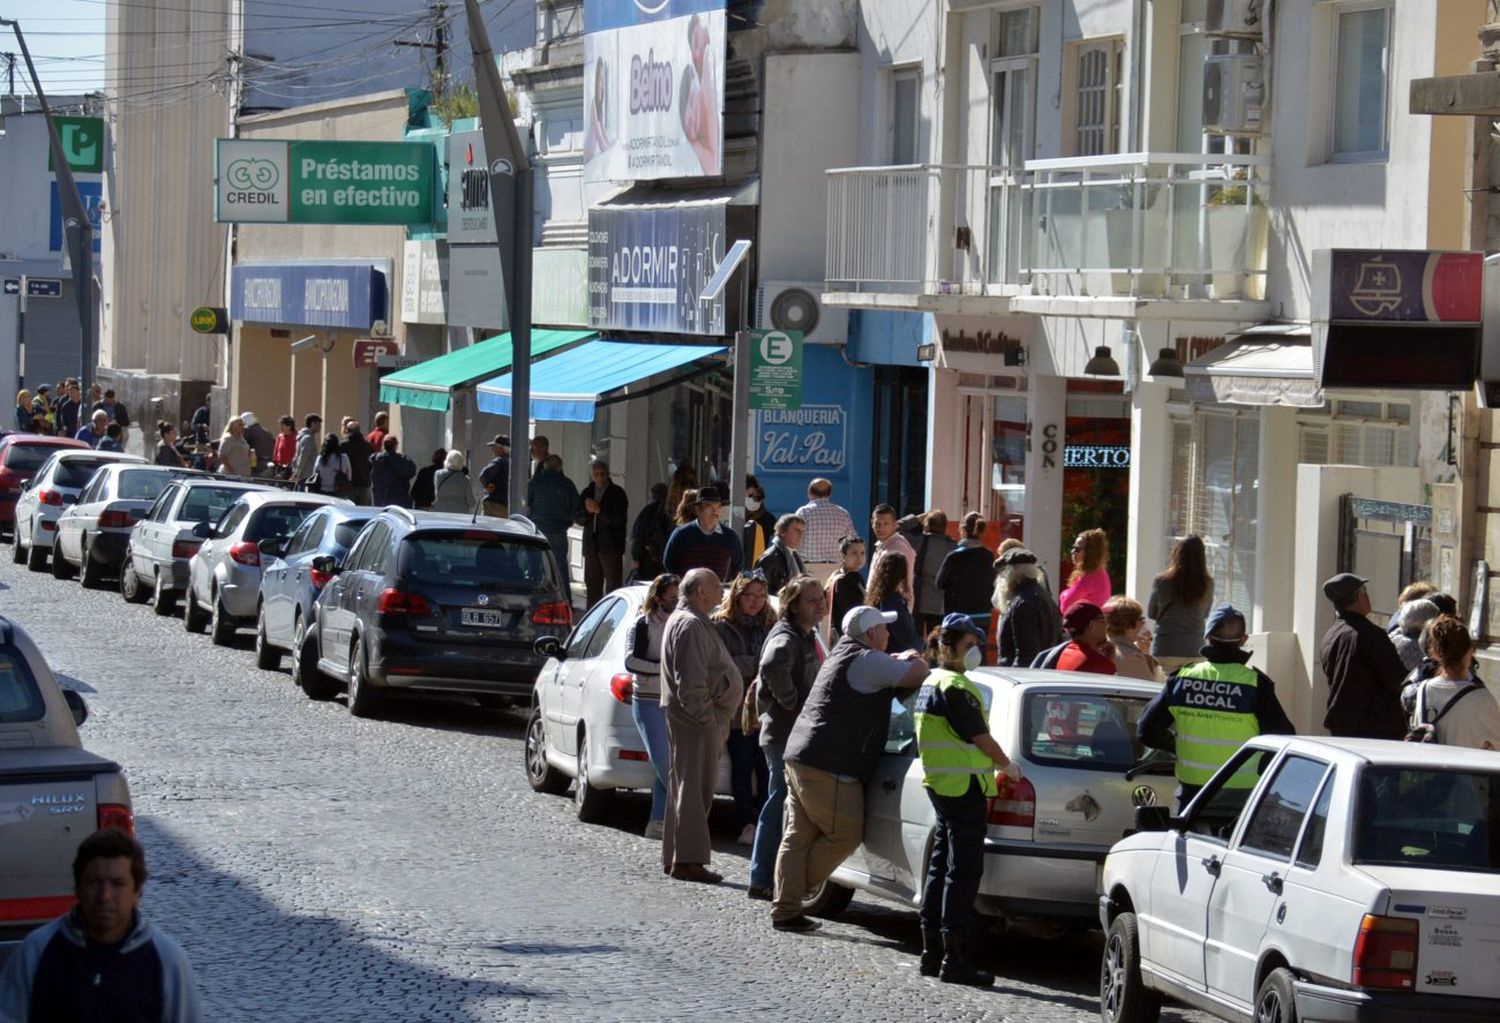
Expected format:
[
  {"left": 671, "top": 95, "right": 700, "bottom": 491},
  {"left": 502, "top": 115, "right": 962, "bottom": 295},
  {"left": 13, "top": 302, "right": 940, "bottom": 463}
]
[{"left": 293, "top": 508, "right": 573, "bottom": 717}]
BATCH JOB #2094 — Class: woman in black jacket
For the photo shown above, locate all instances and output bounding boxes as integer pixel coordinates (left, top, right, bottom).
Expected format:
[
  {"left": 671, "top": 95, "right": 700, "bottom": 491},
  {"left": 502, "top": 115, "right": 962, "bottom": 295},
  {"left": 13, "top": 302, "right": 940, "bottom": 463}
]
[{"left": 936, "top": 513, "right": 995, "bottom": 618}]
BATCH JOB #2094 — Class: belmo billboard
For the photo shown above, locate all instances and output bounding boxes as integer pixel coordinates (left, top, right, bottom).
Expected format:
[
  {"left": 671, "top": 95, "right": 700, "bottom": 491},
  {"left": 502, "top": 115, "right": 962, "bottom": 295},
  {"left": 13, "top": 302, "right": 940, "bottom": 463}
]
[{"left": 215, "top": 139, "right": 436, "bottom": 225}]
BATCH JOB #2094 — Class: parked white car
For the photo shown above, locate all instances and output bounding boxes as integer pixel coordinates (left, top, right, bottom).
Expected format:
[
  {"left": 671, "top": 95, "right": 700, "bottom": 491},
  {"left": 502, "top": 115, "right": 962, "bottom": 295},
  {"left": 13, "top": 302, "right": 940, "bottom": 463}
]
[
  {"left": 808, "top": 669, "right": 1176, "bottom": 922},
  {"left": 13, "top": 449, "right": 143, "bottom": 573},
  {"left": 1098, "top": 735, "right": 1500, "bottom": 1023},
  {"left": 525, "top": 583, "right": 730, "bottom": 822}
]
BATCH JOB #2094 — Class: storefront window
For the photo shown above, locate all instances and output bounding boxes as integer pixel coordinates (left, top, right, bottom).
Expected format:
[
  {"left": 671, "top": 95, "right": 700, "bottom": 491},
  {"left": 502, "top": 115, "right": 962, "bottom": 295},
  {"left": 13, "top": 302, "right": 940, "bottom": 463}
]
[
  {"left": 1166, "top": 408, "right": 1258, "bottom": 611},
  {"left": 1061, "top": 384, "right": 1131, "bottom": 592}
]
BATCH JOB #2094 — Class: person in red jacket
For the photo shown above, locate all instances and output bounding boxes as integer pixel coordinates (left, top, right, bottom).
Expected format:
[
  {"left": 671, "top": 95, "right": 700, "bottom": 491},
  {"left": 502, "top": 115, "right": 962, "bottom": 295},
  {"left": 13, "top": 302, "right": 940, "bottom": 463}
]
[{"left": 1056, "top": 602, "right": 1117, "bottom": 675}]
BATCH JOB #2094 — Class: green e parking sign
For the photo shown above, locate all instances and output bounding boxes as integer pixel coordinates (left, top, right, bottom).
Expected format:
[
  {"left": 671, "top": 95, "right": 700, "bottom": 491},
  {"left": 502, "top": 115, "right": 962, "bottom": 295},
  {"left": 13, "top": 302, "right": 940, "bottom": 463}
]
[{"left": 748, "top": 329, "right": 803, "bottom": 411}]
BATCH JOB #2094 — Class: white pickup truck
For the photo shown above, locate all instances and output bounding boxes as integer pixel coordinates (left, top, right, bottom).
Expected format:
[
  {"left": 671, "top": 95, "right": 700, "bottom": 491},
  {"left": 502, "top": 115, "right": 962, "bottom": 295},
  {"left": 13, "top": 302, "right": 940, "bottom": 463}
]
[{"left": 0, "top": 614, "right": 133, "bottom": 954}]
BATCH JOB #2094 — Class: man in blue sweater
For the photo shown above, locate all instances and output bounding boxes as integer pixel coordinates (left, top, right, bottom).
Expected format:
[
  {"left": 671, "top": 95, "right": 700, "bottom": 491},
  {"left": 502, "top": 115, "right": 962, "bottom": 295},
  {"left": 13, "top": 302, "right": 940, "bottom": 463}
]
[{"left": 0, "top": 828, "right": 201, "bottom": 1021}]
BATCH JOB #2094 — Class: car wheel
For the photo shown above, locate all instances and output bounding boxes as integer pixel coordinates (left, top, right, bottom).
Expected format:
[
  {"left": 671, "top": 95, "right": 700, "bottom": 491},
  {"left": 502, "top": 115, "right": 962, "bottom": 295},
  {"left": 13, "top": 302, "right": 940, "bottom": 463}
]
[
  {"left": 1254, "top": 968, "right": 1298, "bottom": 1023},
  {"left": 801, "top": 879, "right": 855, "bottom": 919},
  {"left": 574, "top": 729, "right": 613, "bottom": 823},
  {"left": 11, "top": 529, "right": 24, "bottom": 564},
  {"left": 293, "top": 625, "right": 339, "bottom": 701},
  {"left": 209, "top": 589, "right": 237, "bottom": 646},
  {"left": 151, "top": 570, "right": 176, "bottom": 615},
  {"left": 120, "top": 558, "right": 147, "bottom": 604},
  {"left": 346, "top": 638, "right": 382, "bottom": 718},
  {"left": 525, "top": 706, "right": 570, "bottom": 795},
  {"left": 1100, "top": 912, "right": 1162, "bottom": 1023},
  {"left": 49, "top": 541, "right": 74, "bottom": 580},
  {"left": 183, "top": 586, "right": 209, "bottom": 633},
  {"left": 79, "top": 538, "right": 105, "bottom": 589},
  {"left": 254, "top": 605, "right": 281, "bottom": 670}
]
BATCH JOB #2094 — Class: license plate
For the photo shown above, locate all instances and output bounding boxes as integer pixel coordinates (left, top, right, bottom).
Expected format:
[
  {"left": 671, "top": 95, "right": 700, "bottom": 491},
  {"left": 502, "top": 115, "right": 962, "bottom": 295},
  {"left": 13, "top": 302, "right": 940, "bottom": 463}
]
[{"left": 461, "top": 608, "right": 506, "bottom": 628}]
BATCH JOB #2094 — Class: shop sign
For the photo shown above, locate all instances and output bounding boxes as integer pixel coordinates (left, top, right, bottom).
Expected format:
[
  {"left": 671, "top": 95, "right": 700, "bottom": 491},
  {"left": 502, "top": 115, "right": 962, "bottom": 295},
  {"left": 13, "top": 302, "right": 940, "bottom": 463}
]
[
  {"left": 49, "top": 181, "right": 103, "bottom": 255},
  {"left": 754, "top": 404, "right": 846, "bottom": 473},
  {"left": 1063, "top": 445, "right": 1130, "bottom": 469},
  {"left": 1322, "top": 249, "right": 1482, "bottom": 322},
  {"left": 190, "top": 307, "right": 229, "bottom": 335},
  {"left": 533, "top": 247, "right": 589, "bottom": 327},
  {"left": 230, "top": 263, "right": 389, "bottom": 329},
  {"left": 748, "top": 328, "right": 803, "bottom": 411},
  {"left": 587, "top": 201, "right": 728, "bottom": 335},
  {"left": 583, "top": 0, "right": 726, "bottom": 184},
  {"left": 401, "top": 240, "right": 447, "bottom": 324},
  {"left": 215, "top": 139, "right": 435, "bottom": 225},
  {"left": 447, "top": 244, "right": 509, "bottom": 330},
  {"left": 445, "top": 131, "right": 497, "bottom": 244},
  {"left": 47, "top": 116, "right": 104, "bottom": 174},
  {"left": 353, "top": 339, "right": 400, "bottom": 368},
  {"left": 21, "top": 278, "right": 62, "bottom": 298}
]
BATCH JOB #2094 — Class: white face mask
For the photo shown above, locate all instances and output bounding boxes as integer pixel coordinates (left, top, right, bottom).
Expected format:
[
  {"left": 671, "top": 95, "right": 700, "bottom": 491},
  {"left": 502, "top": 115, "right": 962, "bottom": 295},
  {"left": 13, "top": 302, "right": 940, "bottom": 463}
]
[
  {"left": 745, "top": 497, "right": 762, "bottom": 512},
  {"left": 962, "top": 646, "right": 982, "bottom": 672}
]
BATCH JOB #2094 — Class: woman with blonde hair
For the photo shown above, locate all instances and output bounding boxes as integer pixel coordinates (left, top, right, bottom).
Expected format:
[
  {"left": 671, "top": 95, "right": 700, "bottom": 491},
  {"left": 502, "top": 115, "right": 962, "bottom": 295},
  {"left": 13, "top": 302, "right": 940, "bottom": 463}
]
[
  {"left": 1059, "top": 528, "right": 1110, "bottom": 615},
  {"left": 430, "top": 450, "right": 473, "bottom": 513},
  {"left": 712, "top": 570, "right": 775, "bottom": 844},
  {"left": 217, "top": 415, "right": 253, "bottom": 477},
  {"left": 14, "top": 389, "right": 34, "bottom": 432},
  {"left": 1103, "top": 596, "right": 1165, "bottom": 682}
]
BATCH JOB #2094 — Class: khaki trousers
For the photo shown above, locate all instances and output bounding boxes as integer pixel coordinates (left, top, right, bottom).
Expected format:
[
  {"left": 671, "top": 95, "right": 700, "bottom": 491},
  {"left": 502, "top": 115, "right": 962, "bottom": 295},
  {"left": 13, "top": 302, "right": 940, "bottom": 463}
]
[
  {"left": 772, "top": 760, "right": 865, "bottom": 921},
  {"left": 482, "top": 499, "right": 508, "bottom": 518},
  {"left": 662, "top": 707, "right": 724, "bottom": 870}
]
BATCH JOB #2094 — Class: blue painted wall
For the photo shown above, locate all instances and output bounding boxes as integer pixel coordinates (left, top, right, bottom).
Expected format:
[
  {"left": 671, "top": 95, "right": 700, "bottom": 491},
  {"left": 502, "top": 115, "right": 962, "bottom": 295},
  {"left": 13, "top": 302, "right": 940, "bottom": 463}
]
[{"left": 847, "top": 308, "right": 931, "bottom": 367}]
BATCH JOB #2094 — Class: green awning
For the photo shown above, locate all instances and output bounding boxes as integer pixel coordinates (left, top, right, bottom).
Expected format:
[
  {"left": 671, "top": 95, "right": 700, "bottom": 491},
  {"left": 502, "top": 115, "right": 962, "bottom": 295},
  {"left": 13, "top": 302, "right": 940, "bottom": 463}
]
[{"left": 379, "top": 329, "right": 596, "bottom": 411}]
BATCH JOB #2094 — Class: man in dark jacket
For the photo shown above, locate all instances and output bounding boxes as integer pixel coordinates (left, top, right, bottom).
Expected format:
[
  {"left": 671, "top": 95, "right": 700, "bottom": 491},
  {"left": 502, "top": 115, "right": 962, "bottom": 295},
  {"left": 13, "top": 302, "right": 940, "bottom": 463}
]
[
  {"left": 995, "top": 548, "right": 1063, "bottom": 667},
  {"left": 370, "top": 435, "right": 417, "bottom": 507},
  {"left": 748, "top": 575, "right": 826, "bottom": 900},
  {"left": 479, "top": 434, "right": 511, "bottom": 517},
  {"left": 771, "top": 605, "right": 928, "bottom": 933},
  {"left": 631, "top": 482, "right": 672, "bottom": 580},
  {"left": 579, "top": 459, "right": 629, "bottom": 608},
  {"left": 1320, "top": 573, "right": 1408, "bottom": 739},
  {"left": 341, "top": 422, "right": 375, "bottom": 505},
  {"left": 241, "top": 411, "right": 276, "bottom": 475},
  {"left": 528, "top": 454, "right": 582, "bottom": 597},
  {"left": 1139, "top": 604, "right": 1296, "bottom": 812},
  {"left": 754, "top": 514, "right": 807, "bottom": 594}
]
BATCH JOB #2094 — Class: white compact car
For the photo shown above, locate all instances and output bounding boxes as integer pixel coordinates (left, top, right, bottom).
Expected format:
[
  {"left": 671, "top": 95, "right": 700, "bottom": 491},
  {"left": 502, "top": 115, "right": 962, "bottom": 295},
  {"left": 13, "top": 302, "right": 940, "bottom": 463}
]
[
  {"left": 1098, "top": 735, "right": 1500, "bottom": 1023},
  {"left": 809, "top": 669, "right": 1176, "bottom": 922},
  {"left": 526, "top": 584, "right": 731, "bottom": 822},
  {"left": 13, "top": 449, "right": 144, "bottom": 572}
]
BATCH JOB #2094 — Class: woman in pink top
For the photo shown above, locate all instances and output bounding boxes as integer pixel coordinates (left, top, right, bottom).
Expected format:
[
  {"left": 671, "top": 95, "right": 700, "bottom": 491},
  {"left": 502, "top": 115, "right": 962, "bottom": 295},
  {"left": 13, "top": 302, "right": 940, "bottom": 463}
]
[{"left": 1059, "top": 528, "right": 1111, "bottom": 613}]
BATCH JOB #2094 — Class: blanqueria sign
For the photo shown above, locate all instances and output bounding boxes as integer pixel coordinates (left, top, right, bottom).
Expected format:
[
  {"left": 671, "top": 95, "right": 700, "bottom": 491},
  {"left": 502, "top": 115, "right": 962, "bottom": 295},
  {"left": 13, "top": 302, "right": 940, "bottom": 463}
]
[{"left": 215, "top": 139, "right": 435, "bottom": 225}]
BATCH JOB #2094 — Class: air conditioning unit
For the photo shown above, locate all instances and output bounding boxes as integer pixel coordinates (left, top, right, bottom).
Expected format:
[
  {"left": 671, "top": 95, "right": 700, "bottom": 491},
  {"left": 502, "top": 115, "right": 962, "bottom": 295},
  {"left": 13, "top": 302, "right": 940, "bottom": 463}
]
[
  {"left": 1206, "top": 0, "right": 1265, "bottom": 38},
  {"left": 1202, "top": 53, "right": 1264, "bottom": 134},
  {"left": 755, "top": 281, "right": 847, "bottom": 345}
]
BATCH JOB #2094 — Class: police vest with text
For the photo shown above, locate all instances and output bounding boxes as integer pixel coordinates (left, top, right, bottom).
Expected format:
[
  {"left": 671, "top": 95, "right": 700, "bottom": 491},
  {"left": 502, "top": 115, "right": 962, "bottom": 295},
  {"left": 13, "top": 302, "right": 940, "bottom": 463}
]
[
  {"left": 914, "top": 670, "right": 997, "bottom": 798},
  {"left": 1168, "top": 661, "right": 1262, "bottom": 788}
]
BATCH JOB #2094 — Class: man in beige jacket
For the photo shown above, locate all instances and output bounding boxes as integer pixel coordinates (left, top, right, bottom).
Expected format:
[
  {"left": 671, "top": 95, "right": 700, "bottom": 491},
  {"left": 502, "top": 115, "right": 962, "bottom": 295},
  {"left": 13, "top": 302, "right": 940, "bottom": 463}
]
[{"left": 660, "top": 567, "right": 743, "bottom": 883}]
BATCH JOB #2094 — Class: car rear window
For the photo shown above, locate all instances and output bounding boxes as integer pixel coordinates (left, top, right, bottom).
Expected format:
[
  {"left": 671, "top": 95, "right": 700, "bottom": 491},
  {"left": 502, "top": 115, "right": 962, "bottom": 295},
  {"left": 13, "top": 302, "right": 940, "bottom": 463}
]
[
  {"left": 177, "top": 487, "right": 247, "bottom": 524},
  {"left": 117, "top": 469, "right": 173, "bottom": 502},
  {"left": 1022, "top": 691, "right": 1149, "bottom": 771},
  {"left": 53, "top": 458, "right": 114, "bottom": 488},
  {"left": 401, "top": 533, "right": 556, "bottom": 592},
  {"left": 0, "top": 650, "right": 45, "bottom": 724},
  {"left": 246, "top": 504, "right": 317, "bottom": 542},
  {"left": 4, "top": 443, "right": 66, "bottom": 473},
  {"left": 1355, "top": 767, "right": 1500, "bottom": 873},
  {"left": 333, "top": 519, "right": 371, "bottom": 550}
]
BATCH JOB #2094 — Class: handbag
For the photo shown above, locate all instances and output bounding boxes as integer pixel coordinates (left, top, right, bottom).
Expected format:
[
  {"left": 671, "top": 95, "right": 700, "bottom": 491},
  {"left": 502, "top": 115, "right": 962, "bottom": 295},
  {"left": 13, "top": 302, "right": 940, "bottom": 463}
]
[
  {"left": 1406, "top": 681, "right": 1482, "bottom": 743},
  {"left": 740, "top": 676, "right": 760, "bottom": 734}
]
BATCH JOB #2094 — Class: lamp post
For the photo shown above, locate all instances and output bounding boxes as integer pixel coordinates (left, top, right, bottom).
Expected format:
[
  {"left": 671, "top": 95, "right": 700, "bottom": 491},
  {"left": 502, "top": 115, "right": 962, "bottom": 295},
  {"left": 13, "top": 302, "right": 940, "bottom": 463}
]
[{"left": 0, "top": 19, "right": 96, "bottom": 398}]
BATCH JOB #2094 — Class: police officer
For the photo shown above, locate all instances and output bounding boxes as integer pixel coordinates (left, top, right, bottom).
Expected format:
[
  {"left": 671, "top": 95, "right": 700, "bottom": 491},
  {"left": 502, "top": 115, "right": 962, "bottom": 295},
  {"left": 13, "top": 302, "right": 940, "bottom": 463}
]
[
  {"left": 913, "top": 613, "right": 1024, "bottom": 987},
  {"left": 1138, "top": 604, "right": 1295, "bottom": 816}
]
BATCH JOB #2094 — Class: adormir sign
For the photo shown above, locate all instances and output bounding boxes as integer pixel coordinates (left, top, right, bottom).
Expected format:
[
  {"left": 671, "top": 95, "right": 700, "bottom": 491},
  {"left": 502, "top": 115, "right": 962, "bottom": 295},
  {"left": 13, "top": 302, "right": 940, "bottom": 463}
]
[{"left": 215, "top": 139, "right": 435, "bottom": 225}]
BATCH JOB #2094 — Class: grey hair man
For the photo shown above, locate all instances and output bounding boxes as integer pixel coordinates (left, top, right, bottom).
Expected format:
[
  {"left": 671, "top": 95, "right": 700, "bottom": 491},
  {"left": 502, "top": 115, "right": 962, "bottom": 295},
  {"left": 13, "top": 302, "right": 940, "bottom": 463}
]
[
  {"left": 994, "top": 548, "right": 1063, "bottom": 668},
  {"left": 753, "top": 513, "right": 807, "bottom": 594}
]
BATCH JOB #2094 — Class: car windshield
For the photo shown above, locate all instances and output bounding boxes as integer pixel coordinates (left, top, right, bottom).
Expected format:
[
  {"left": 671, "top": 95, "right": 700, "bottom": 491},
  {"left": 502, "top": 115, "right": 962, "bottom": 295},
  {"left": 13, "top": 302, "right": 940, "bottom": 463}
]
[
  {"left": 401, "top": 533, "right": 556, "bottom": 592},
  {"left": 1355, "top": 766, "right": 1500, "bottom": 873},
  {"left": 1022, "top": 691, "right": 1149, "bottom": 772},
  {"left": 247, "top": 504, "right": 317, "bottom": 542},
  {"left": 177, "top": 487, "right": 247, "bottom": 525},
  {"left": 53, "top": 458, "right": 114, "bottom": 489},
  {"left": 0, "top": 650, "right": 45, "bottom": 724},
  {"left": 4, "top": 443, "right": 67, "bottom": 473},
  {"left": 117, "top": 469, "right": 173, "bottom": 502}
]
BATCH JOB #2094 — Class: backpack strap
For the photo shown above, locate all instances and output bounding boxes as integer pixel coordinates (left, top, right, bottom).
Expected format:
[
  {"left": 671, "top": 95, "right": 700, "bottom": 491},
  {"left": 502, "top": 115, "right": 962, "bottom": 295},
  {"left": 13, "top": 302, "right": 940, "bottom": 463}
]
[{"left": 1428, "top": 682, "right": 1484, "bottom": 727}]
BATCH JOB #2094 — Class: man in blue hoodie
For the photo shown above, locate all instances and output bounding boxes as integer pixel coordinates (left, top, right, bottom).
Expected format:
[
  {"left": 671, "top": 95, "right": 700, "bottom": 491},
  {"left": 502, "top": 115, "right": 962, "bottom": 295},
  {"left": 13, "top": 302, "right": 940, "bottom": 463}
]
[{"left": 0, "top": 828, "right": 201, "bottom": 1021}]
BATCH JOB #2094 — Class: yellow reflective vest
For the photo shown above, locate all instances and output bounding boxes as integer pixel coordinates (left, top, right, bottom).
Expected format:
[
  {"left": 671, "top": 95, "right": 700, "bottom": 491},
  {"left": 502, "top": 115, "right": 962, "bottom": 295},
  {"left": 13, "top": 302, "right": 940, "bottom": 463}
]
[
  {"left": 1168, "top": 660, "right": 1262, "bottom": 788},
  {"left": 914, "top": 669, "right": 997, "bottom": 798}
]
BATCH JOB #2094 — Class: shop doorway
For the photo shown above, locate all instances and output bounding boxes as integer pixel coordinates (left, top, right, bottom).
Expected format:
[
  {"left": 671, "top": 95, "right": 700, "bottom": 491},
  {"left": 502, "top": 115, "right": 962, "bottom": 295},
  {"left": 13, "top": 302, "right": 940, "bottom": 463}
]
[
  {"left": 1059, "top": 381, "right": 1131, "bottom": 593},
  {"left": 956, "top": 380, "right": 1026, "bottom": 546},
  {"left": 870, "top": 366, "right": 929, "bottom": 517}
]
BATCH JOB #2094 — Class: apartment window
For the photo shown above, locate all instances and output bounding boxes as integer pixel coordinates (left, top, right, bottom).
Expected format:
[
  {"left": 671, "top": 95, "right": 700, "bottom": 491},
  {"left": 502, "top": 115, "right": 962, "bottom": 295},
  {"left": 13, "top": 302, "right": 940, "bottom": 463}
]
[
  {"left": 1330, "top": 3, "right": 1390, "bottom": 158},
  {"left": 890, "top": 68, "right": 921, "bottom": 165},
  {"left": 1071, "top": 39, "right": 1123, "bottom": 157},
  {"left": 1298, "top": 399, "right": 1414, "bottom": 467},
  {"left": 997, "top": 8, "right": 1039, "bottom": 58},
  {"left": 991, "top": 8, "right": 1038, "bottom": 167},
  {"left": 1166, "top": 409, "right": 1259, "bottom": 611}
]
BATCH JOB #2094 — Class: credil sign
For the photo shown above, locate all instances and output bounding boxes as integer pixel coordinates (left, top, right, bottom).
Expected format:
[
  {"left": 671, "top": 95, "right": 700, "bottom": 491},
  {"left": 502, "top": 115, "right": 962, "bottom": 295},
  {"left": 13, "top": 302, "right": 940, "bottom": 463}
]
[{"left": 215, "top": 139, "right": 435, "bottom": 225}]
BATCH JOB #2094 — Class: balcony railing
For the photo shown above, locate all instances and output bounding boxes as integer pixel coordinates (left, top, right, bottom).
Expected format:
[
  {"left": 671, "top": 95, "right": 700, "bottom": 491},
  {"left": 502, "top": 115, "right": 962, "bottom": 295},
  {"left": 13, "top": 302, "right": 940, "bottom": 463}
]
[{"left": 825, "top": 152, "right": 1270, "bottom": 302}]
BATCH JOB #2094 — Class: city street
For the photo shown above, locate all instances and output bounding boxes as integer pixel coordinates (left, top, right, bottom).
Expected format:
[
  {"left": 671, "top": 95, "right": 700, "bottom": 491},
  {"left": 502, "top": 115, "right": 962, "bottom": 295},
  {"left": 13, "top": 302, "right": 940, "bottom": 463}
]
[{"left": 0, "top": 554, "right": 1214, "bottom": 1023}]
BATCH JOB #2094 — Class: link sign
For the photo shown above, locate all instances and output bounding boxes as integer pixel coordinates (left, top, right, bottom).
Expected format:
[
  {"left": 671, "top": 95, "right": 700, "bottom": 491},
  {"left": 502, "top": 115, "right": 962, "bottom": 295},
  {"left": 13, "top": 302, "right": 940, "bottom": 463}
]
[
  {"left": 215, "top": 139, "right": 435, "bottom": 225},
  {"left": 748, "top": 329, "right": 803, "bottom": 411}
]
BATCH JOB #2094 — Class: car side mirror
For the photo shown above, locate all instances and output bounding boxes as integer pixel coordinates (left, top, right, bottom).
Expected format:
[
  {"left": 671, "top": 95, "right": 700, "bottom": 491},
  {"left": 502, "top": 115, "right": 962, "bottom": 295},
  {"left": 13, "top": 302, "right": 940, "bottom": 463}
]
[
  {"left": 310, "top": 554, "right": 338, "bottom": 575},
  {"left": 190, "top": 521, "right": 213, "bottom": 539},
  {"left": 534, "top": 635, "right": 563, "bottom": 659},
  {"left": 63, "top": 689, "right": 88, "bottom": 727},
  {"left": 1133, "top": 806, "right": 1172, "bottom": 833}
]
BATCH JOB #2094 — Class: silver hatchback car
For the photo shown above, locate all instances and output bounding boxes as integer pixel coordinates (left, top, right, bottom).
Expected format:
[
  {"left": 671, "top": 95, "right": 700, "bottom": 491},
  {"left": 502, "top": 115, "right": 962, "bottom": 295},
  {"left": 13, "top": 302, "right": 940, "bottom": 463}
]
[{"left": 184, "top": 490, "right": 350, "bottom": 646}]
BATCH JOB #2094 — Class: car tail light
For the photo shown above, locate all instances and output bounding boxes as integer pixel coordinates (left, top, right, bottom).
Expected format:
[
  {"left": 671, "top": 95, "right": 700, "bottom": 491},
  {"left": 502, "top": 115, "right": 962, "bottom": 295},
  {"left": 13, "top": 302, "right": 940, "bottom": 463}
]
[
  {"left": 1352, "top": 914, "right": 1419, "bottom": 990},
  {"left": 377, "top": 588, "right": 431, "bottom": 616},
  {"left": 988, "top": 774, "right": 1036, "bottom": 828},
  {"left": 618, "top": 749, "right": 649, "bottom": 762},
  {"left": 532, "top": 600, "right": 573, "bottom": 626},
  {"left": 229, "top": 541, "right": 260, "bottom": 567},
  {"left": 171, "top": 539, "right": 202, "bottom": 560},
  {"left": 609, "top": 673, "right": 635, "bottom": 704},
  {"left": 38, "top": 489, "right": 63, "bottom": 506},
  {"left": 98, "top": 510, "right": 132, "bottom": 529},
  {"left": 310, "top": 567, "right": 334, "bottom": 589},
  {"left": 97, "top": 803, "right": 135, "bottom": 835}
]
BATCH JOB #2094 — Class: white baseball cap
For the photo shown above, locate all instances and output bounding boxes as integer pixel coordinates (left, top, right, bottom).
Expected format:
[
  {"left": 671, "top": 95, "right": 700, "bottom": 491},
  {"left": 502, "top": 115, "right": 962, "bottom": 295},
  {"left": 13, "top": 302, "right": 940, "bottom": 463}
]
[
  {"left": 843, "top": 606, "right": 898, "bottom": 639},
  {"left": 240, "top": 411, "right": 257, "bottom": 426}
]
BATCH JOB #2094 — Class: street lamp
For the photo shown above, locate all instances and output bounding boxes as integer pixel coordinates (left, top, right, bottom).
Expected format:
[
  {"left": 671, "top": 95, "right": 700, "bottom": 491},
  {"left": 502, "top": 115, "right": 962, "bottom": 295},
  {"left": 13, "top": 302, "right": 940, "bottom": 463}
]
[
  {"left": 1147, "top": 347, "right": 1185, "bottom": 378},
  {"left": 1083, "top": 345, "right": 1121, "bottom": 376}
]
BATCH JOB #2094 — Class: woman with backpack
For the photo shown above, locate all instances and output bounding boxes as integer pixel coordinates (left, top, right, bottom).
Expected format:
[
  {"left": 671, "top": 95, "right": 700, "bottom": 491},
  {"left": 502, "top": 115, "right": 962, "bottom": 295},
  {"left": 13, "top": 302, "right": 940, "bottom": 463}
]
[
  {"left": 309, "top": 433, "right": 351, "bottom": 497},
  {"left": 1407, "top": 615, "right": 1500, "bottom": 749}
]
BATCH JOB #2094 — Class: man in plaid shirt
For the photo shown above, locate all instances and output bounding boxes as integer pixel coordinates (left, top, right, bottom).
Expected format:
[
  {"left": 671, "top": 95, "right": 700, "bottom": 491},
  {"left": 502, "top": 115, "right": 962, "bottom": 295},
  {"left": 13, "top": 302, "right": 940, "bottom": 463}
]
[{"left": 795, "top": 478, "right": 856, "bottom": 594}]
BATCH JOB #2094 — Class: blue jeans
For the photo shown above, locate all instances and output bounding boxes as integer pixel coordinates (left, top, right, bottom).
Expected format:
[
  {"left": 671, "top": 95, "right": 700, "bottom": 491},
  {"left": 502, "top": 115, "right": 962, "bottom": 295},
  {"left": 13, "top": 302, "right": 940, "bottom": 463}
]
[
  {"left": 749, "top": 742, "right": 787, "bottom": 890},
  {"left": 727, "top": 727, "right": 767, "bottom": 828},
  {"left": 631, "top": 695, "right": 669, "bottom": 823}
]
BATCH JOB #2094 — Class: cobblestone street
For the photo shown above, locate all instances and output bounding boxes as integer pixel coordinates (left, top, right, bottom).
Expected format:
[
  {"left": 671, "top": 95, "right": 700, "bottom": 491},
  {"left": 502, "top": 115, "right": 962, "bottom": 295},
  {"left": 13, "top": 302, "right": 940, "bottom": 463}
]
[{"left": 1, "top": 555, "right": 1212, "bottom": 1023}]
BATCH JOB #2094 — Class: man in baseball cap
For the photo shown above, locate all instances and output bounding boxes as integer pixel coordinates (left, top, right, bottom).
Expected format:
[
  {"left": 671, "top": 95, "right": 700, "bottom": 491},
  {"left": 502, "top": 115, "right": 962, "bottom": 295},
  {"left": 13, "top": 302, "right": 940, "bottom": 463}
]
[
  {"left": 770, "top": 603, "right": 927, "bottom": 934},
  {"left": 479, "top": 434, "right": 511, "bottom": 517},
  {"left": 1320, "top": 573, "right": 1407, "bottom": 738},
  {"left": 1139, "top": 603, "right": 1295, "bottom": 813},
  {"left": 1056, "top": 602, "right": 1116, "bottom": 675}
]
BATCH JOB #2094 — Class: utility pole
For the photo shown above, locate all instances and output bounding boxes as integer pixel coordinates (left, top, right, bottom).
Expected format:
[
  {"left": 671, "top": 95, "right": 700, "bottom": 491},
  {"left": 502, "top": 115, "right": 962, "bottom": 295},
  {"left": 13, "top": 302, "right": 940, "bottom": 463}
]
[
  {"left": 397, "top": 1, "right": 450, "bottom": 100},
  {"left": 4, "top": 53, "right": 15, "bottom": 96}
]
